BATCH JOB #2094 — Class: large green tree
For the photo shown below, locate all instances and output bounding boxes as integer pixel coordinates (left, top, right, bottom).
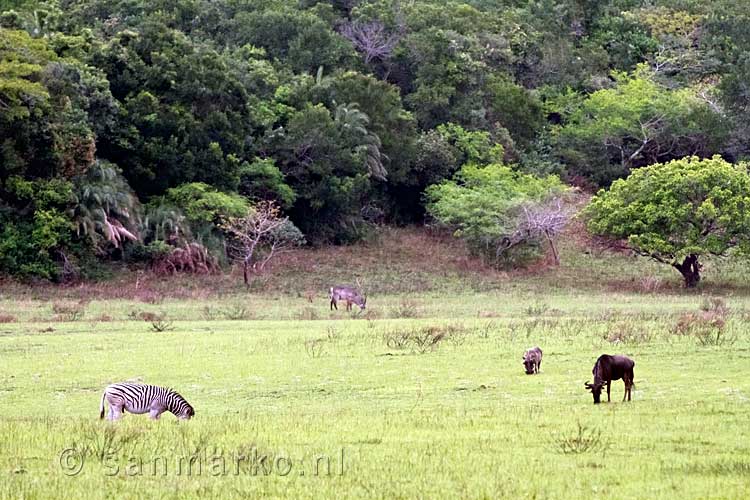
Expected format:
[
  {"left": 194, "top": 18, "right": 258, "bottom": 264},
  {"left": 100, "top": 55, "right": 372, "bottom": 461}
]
[
  {"left": 557, "top": 66, "right": 728, "bottom": 185},
  {"left": 586, "top": 156, "right": 750, "bottom": 287}
]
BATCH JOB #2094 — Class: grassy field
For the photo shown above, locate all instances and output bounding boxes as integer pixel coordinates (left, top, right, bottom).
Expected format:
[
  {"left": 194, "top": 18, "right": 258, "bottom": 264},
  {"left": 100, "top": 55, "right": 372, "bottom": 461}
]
[{"left": 1, "top": 229, "right": 750, "bottom": 499}]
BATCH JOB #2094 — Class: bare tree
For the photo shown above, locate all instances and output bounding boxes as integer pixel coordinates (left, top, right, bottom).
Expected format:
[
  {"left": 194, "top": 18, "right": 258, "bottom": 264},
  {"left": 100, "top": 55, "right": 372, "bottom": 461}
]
[
  {"left": 339, "top": 20, "right": 402, "bottom": 65},
  {"left": 222, "top": 202, "right": 305, "bottom": 285},
  {"left": 499, "top": 198, "right": 572, "bottom": 265}
]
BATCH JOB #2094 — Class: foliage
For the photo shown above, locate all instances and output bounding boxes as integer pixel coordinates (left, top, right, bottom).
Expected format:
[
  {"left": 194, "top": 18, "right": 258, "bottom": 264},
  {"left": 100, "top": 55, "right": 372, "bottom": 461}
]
[
  {"left": 557, "top": 66, "right": 728, "bottom": 185},
  {"left": 163, "top": 183, "right": 248, "bottom": 227},
  {"left": 69, "top": 160, "right": 140, "bottom": 253},
  {"left": 586, "top": 156, "right": 750, "bottom": 286},
  {"left": 2, "top": 0, "right": 750, "bottom": 277},
  {"left": 238, "top": 158, "right": 296, "bottom": 210},
  {"left": 426, "top": 163, "right": 567, "bottom": 267}
]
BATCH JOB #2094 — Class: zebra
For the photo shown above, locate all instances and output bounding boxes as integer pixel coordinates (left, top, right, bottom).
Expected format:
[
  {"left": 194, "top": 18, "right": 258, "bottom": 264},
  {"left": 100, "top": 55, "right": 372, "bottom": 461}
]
[{"left": 99, "top": 382, "right": 195, "bottom": 421}]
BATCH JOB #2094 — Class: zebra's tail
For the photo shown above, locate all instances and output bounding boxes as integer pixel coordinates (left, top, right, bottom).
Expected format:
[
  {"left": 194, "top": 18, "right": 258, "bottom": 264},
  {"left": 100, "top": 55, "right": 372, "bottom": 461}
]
[{"left": 99, "top": 390, "right": 106, "bottom": 419}]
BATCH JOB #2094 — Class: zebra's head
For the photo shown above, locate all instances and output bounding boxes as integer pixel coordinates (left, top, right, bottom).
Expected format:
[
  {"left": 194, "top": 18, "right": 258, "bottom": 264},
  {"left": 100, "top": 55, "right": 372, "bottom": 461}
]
[{"left": 177, "top": 404, "right": 195, "bottom": 420}]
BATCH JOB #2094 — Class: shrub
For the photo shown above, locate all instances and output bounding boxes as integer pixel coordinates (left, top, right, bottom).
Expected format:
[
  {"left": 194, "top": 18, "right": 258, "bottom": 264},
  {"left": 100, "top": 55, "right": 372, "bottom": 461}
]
[
  {"left": 553, "top": 421, "right": 610, "bottom": 455},
  {"left": 52, "top": 302, "right": 86, "bottom": 321},
  {"left": 425, "top": 163, "right": 569, "bottom": 268},
  {"left": 390, "top": 298, "right": 421, "bottom": 318},
  {"left": 148, "top": 315, "right": 174, "bottom": 332},
  {"left": 0, "top": 314, "right": 17, "bottom": 323},
  {"left": 673, "top": 300, "right": 734, "bottom": 346}
]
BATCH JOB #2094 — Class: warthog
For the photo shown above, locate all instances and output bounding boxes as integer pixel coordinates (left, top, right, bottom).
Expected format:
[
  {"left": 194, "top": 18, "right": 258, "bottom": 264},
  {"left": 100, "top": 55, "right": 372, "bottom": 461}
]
[
  {"left": 584, "top": 354, "right": 635, "bottom": 404},
  {"left": 523, "top": 346, "right": 543, "bottom": 374}
]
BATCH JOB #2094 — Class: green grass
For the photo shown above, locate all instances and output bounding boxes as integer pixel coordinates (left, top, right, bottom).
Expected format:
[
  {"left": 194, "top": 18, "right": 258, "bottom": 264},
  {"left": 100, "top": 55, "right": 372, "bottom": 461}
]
[
  {"left": 2, "top": 227, "right": 750, "bottom": 498},
  {"left": 1, "top": 291, "right": 750, "bottom": 499}
]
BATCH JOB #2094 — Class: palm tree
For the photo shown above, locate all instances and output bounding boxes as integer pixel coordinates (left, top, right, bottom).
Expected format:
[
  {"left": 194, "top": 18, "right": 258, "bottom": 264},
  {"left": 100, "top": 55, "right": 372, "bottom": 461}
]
[
  {"left": 333, "top": 102, "right": 388, "bottom": 181},
  {"left": 69, "top": 160, "right": 140, "bottom": 252}
]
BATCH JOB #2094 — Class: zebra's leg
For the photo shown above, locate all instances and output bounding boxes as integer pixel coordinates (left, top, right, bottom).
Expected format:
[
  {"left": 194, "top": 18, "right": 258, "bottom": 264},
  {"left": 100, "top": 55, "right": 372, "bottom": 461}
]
[
  {"left": 149, "top": 401, "right": 167, "bottom": 420},
  {"left": 110, "top": 405, "right": 124, "bottom": 421}
]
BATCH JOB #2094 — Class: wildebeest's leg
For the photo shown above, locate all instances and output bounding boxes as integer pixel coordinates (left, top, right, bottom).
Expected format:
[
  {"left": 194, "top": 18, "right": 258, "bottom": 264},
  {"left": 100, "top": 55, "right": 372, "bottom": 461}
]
[
  {"left": 624, "top": 374, "right": 632, "bottom": 401},
  {"left": 606, "top": 381, "right": 611, "bottom": 402},
  {"left": 537, "top": 359, "right": 541, "bottom": 373},
  {"left": 629, "top": 368, "right": 634, "bottom": 401},
  {"left": 330, "top": 299, "right": 337, "bottom": 311}
]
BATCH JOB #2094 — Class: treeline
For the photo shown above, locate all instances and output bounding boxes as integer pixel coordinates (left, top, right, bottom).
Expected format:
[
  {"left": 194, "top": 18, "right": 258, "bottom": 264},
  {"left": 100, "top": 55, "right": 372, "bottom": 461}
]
[{"left": 1, "top": 0, "right": 749, "bottom": 280}]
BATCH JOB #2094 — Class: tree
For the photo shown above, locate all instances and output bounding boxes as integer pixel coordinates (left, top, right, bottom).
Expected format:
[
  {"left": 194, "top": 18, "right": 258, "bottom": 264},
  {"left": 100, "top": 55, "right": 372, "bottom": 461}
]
[
  {"left": 557, "top": 65, "right": 728, "bottom": 185},
  {"left": 222, "top": 202, "right": 305, "bottom": 285},
  {"left": 69, "top": 160, "right": 139, "bottom": 254},
  {"left": 511, "top": 197, "right": 572, "bottom": 265},
  {"left": 266, "top": 103, "right": 383, "bottom": 243},
  {"left": 585, "top": 156, "right": 750, "bottom": 287},
  {"left": 339, "top": 19, "right": 402, "bottom": 65},
  {"left": 425, "top": 163, "right": 567, "bottom": 267}
]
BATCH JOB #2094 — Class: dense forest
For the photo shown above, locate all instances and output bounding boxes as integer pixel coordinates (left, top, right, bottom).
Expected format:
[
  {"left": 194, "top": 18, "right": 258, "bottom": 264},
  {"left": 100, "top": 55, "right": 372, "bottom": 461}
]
[{"left": 2, "top": 0, "right": 750, "bottom": 281}]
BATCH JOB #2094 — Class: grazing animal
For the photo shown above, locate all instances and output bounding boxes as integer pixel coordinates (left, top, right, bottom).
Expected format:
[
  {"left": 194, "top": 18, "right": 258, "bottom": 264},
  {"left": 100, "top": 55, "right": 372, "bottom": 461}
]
[
  {"left": 523, "top": 346, "right": 543, "bottom": 374},
  {"left": 99, "top": 382, "right": 195, "bottom": 420},
  {"left": 584, "top": 354, "right": 635, "bottom": 404},
  {"left": 329, "top": 285, "right": 366, "bottom": 311}
]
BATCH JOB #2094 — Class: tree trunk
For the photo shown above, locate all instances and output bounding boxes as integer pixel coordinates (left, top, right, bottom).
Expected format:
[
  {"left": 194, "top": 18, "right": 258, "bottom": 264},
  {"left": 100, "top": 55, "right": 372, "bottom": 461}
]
[
  {"left": 545, "top": 230, "right": 559, "bottom": 265},
  {"left": 673, "top": 254, "right": 701, "bottom": 288},
  {"left": 243, "top": 260, "right": 250, "bottom": 286}
]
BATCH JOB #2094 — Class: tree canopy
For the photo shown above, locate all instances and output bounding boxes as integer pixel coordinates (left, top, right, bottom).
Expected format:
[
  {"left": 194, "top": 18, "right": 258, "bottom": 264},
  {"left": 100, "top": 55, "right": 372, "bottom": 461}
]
[
  {"left": 2, "top": 0, "right": 750, "bottom": 280},
  {"left": 586, "top": 156, "right": 750, "bottom": 287}
]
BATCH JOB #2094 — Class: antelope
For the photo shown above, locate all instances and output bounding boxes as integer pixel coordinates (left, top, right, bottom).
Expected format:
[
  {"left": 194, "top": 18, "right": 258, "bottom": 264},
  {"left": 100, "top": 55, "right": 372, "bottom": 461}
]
[
  {"left": 330, "top": 285, "right": 366, "bottom": 312},
  {"left": 584, "top": 354, "right": 635, "bottom": 404}
]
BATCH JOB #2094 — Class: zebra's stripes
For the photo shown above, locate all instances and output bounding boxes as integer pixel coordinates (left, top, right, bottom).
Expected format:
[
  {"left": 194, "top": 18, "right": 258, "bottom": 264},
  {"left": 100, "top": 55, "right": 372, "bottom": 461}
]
[{"left": 100, "top": 382, "right": 195, "bottom": 420}]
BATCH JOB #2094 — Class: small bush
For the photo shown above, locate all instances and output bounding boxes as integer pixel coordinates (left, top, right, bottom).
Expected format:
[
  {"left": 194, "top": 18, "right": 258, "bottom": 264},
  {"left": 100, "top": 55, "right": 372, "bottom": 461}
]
[
  {"left": 700, "top": 296, "right": 729, "bottom": 316},
  {"left": 553, "top": 421, "right": 610, "bottom": 455},
  {"left": 525, "top": 300, "right": 550, "bottom": 316},
  {"left": 391, "top": 299, "right": 420, "bottom": 318},
  {"left": 383, "top": 329, "right": 413, "bottom": 350},
  {"left": 606, "top": 322, "right": 653, "bottom": 344},
  {"left": 0, "top": 314, "right": 17, "bottom": 323},
  {"left": 638, "top": 276, "right": 663, "bottom": 293},
  {"left": 52, "top": 302, "right": 86, "bottom": 321},
  {"left": 142, "top": 312, "right": 174, "bottom": 332},
  {"left": 474, "top": 320, "right": 495, "bottom": 339},
  {"left": 383, "top": 324, "right": 459, "bottom": 353},
  {"left": 304, "top": 338, "right": 326, "bottom": 358},
  {"left": 298, "top": 307, "right": 319, "bottom": 321},
  {"left": 325, "top": 326, "right": 340, "bottom": 342},
  {"left": 673, "top": 301, "right": 734, "bottom": 346},
  {"left": 222, "top": 304, "right": 252, "bottom": 320},
  {"left": 201, "top": 306, "right": 218, "bottom": 321},
  {"left": 136, "top": 290, "right": 163, "bottom": 305}
]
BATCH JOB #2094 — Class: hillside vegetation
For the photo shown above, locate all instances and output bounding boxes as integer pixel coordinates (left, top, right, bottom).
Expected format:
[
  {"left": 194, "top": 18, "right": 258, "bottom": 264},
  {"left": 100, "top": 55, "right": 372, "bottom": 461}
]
[{"left": 3, "top": 0, "right": 750, "bottom": 285}]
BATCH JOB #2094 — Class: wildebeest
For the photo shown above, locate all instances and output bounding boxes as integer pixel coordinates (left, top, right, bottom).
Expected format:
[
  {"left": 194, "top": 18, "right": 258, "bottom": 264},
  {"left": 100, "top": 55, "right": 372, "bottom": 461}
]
[
  {"left": 522, "top": 346, "right": 543, "bottom": 374},
  {"left": 584, "top": 354, "right": 635, "bottom": 404},
  {"left": 330, "top": 285, "right": 366, "bottom": 311}
]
